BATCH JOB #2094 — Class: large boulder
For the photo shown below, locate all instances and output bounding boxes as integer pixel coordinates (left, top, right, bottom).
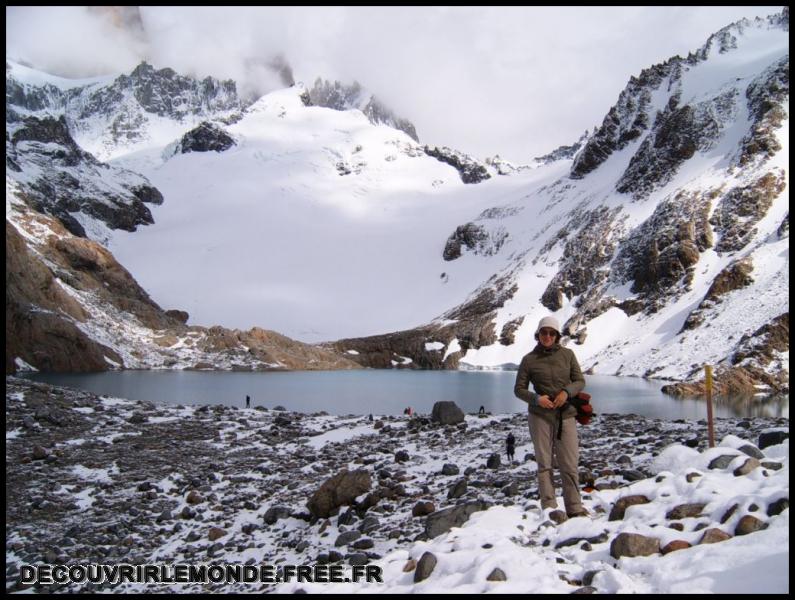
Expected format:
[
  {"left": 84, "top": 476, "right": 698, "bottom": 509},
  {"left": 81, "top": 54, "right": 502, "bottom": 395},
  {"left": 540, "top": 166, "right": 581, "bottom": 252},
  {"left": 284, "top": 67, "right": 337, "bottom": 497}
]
[
  {"left": 431, "top": 401, "right": 465, "bottom": 425},
  {"left": 306, "top": 469, "right": 372, "bottom": 519},
  {"left": 179, "top": 122, "right": 236, "bottom": 153},
  {"left": 610, "top": 532, "right": 660, "bottom": 558},
  {"left": 425, "top": 500, "right": 491, "bottom": 539},
  {"left": 423, "top": 145, "right": 491, "bottom": 184}
]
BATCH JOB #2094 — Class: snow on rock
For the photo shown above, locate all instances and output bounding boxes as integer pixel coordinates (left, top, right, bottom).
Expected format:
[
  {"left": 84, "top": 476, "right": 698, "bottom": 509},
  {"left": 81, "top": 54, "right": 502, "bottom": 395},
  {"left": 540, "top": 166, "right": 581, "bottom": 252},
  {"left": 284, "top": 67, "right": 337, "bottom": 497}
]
[{"left": 4, "top": 377, "right": 788, "bottom": 594}]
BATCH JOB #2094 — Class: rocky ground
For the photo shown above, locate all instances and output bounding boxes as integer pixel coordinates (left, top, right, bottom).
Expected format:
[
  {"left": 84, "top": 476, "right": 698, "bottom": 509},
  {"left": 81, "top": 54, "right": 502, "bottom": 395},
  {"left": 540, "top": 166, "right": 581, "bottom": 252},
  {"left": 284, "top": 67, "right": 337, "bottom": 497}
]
[{"left": 5, "top": 376, "right": 789, "bottom": 594}]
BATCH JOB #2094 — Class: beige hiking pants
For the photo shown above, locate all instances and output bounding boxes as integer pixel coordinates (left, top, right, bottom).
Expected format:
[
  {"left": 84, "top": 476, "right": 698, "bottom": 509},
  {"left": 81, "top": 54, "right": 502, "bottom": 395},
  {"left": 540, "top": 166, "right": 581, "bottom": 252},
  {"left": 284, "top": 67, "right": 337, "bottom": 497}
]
[{"left": 528, "top": 413, "right": 583, "bottom": 514}]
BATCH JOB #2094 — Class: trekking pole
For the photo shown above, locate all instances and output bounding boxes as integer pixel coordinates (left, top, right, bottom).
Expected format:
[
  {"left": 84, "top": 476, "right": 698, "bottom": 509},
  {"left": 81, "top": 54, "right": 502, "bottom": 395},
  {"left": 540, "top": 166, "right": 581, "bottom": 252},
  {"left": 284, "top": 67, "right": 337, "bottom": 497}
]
[{"left": 705, "top": 365, "right": 715, "bottom": 448}]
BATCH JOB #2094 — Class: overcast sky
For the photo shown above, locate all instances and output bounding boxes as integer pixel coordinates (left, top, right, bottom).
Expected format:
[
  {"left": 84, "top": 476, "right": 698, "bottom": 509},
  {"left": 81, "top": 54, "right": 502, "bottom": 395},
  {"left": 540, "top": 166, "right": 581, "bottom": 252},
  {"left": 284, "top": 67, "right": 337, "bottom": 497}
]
[{"left": 6, "top": 6, "right": 782, "bottom": 162}]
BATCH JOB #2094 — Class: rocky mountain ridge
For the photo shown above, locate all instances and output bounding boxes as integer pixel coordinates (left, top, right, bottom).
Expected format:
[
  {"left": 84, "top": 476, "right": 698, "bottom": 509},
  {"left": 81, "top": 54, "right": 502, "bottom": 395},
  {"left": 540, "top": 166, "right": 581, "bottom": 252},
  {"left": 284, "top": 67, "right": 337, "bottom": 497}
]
[
  {"left": 358, "top": 9, "right": 788, "bottom": 395},
  {"left": 6, "top": 114, "right": 163, "bottom": 238},
  {"left": 6, "top": 188, "right": 360, "bottom": 374},
  {"left": 7, "top": 61, "right": 244, "bottom": 160}
]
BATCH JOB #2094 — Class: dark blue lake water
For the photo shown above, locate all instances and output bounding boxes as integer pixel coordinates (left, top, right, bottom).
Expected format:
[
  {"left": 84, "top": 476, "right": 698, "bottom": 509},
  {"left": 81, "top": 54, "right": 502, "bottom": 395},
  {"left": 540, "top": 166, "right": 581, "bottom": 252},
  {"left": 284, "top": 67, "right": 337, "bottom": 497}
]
[{"left": 19, "top": 370, "right": 788, "bottom": 419}]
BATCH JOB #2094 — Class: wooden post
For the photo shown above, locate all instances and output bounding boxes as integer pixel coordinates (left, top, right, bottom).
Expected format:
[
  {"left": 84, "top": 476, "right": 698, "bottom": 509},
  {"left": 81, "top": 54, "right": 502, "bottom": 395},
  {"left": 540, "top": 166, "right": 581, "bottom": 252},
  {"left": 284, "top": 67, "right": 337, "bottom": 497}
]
[{"left": 705, "top": 365, "right": 715, "bottom": 448}]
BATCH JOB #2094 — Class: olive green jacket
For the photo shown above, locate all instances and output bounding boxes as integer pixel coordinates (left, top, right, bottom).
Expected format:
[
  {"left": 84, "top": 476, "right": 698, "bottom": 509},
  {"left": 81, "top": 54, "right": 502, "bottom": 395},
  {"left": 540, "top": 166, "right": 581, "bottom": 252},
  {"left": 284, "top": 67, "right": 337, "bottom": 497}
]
[{"left": 514, "top": 343, "right": 585, "bottom": 423}]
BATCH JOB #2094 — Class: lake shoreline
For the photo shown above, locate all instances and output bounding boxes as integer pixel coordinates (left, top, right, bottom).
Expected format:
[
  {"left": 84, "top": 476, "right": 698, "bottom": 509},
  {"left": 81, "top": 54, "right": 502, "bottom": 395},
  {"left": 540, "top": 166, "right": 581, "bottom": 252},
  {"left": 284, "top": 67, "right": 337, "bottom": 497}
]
[{"left": 13, "top": 369, "right": 788, "bottom": 420}]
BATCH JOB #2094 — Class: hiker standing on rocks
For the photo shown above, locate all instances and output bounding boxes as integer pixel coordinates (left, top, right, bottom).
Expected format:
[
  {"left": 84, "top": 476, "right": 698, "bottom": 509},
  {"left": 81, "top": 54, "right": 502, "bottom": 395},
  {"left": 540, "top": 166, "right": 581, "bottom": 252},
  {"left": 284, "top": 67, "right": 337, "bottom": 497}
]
[
  {"left": 246, "top": 395, "right": 251, "bottom": 409},
  {"left": 506, "top": 432, "right": 516, "bottom": 462},
  {"left": 514, "top": 316, "right": 588, "bottom": 518}
]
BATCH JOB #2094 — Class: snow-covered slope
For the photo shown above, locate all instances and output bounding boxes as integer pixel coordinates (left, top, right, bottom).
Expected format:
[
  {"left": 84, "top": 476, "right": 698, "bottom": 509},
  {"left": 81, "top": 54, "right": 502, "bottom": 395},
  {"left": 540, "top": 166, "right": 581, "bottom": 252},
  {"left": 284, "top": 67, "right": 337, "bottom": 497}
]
[
  {"left": 459, "top": 13, "right": 789, "bottom": 389},
  {"left": 5, "top": 10, "right": 789, "bottom": 392},
  {"left": 105, "top": 84, "right": 535, "bottom": 343}
]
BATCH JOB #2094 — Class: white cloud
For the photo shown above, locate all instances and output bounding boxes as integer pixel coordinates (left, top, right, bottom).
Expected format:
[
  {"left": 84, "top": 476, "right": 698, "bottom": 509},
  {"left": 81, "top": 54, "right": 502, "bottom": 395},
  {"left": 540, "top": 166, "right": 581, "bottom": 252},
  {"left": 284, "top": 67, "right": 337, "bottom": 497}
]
[{"left": 6, "top": 6, "right": 781, "bottom": 161}]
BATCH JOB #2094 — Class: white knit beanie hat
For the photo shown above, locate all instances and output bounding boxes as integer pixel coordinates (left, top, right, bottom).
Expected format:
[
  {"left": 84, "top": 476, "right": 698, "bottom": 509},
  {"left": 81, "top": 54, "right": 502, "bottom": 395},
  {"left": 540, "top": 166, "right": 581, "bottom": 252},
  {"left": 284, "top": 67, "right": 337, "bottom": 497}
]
[{"left": 535, "top": 316, "right": 561, "bottom": 335}]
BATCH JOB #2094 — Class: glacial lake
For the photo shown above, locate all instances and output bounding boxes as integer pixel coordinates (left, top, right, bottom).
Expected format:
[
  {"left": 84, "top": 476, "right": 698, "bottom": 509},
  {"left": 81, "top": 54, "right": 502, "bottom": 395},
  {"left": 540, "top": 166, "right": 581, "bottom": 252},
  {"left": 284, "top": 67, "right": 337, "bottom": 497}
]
[{"left": 19, "top": 370, "right": 788, "bottom": 420}]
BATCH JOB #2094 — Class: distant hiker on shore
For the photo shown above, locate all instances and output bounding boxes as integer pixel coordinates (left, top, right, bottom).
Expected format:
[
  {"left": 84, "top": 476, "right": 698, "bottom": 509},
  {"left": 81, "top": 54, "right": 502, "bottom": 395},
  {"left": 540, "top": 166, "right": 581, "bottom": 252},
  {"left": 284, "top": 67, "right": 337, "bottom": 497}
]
[
  {"left": 479, "top": 405, "right": 486, "bottom": 415},
  {"left": 514, "top": 316, "right": 588, "bottom": 518},
  {"left": 246, "top": 395, "right": 250, "bottom": 409},
  {"left": 506, "top": 432, "right": 515, "bottom": 461}
]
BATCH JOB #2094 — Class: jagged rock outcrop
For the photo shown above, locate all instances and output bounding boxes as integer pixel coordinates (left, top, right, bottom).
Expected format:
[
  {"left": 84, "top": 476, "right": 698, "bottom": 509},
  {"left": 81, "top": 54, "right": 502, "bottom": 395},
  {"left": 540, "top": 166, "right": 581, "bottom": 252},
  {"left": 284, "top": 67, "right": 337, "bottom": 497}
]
[
  {"left": 7, "top": 60, "right": 244, "bottom": 155},
  {"left": 736, "top": 56, "right": 789, "bottom": 167},
  {"left": 178, "top": 121, "right": 236, "bottom": 153},
  {"left": 681, "top": 258, "right": 755, "bottom": 331},
  {"left": 484, "top": 154, "right": 531, "bottom": 175},
  {"left": 443, "top": 222, "right": 508, "bottom": 261},
  {"left": 572, "top": 11, "right": 788, "bottom": 196},
  {"left": 6, "top": 221, "right": 123, "bottom": 373},
  {"left": 533, "top": 131, "right": 589, "bottom": 165},
  {"left": 616, "top": 88, "right": 739, "bottom": 199},
  {"left": 611, "top": 189, "right": 715, "bottom": 313},
  {"left": 710, "top": 170, "right": 787, "bottom": 253},
  {"left": 7, "top": 115, "right": 163, "bottom": 236},
  {"left": 308, "top": 78, "right": 419, "bottom": 141},
  {"left": 499, "top": 317, "right": 524, "bottom": 346},
  {"left": 570, "top": 59, "right": 679, "bottom": 179},
  {"left": 730, "top": 313, "right": 789, "bottom": 387},
  {"left": 423, "top": 145, "right": 491, "bottom": 184},
  {"left": 540, "top": 206, "right": 624, "bottom": 313},
  {"left": 76, "top": 61, "right": 241, "bottom": 123}
]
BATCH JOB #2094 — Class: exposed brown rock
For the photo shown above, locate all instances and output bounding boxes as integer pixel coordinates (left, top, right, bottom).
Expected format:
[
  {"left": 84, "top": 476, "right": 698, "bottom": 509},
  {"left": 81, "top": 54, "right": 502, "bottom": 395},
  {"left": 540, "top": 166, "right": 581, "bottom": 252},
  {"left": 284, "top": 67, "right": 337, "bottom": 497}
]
[
  {"left": 665, "top": 503, "right": 706, "bottom": 520},
  {"left": 682, "top": 258, "right": 754, "bottom": 331},
  {"left": 165, "top": 309, "right": 189, "bottom": 324},
  {"left": 540, "top": 206, "right": 622, "bottom": 314},
  {"left": 661, "top": 540, "right": 691, "bottom": 555},
  {"left": 499, "top": 317, "right": 524, "bottom": 346},
  {"left": 610, "top": 532, "right": 660, "bottom": 558},
  {"left": 608, "top": 495, "right": 651, "bottom": 521},
  {"left": 706, "top": 258, "right": 755, "bottom": 301},
  {"left": 306, "top": 469, "right": 372, "bottom": 518},
  {"left": 239, "top": 328, "right": 361, "bottom": 371},
  {"left": 6, "top": 207, "right": 362, "bottom": 374},
  {"left": 734, "top": 515, "right": 767, "bottom": 536},
  {"left": 611, "top": 188, "right": 714, "bottom": 317},
  {"left": 324, "top": 281, "right": 504, "bottom": 370},
  {"left": 662, "top": 314, "right": 789, "bottom": 397},
  {"left": 6, "top": 221, "right": 123, "bottom": 373},
  {"left": 699, "top": 528, "right": 732, "bottom": 544}
]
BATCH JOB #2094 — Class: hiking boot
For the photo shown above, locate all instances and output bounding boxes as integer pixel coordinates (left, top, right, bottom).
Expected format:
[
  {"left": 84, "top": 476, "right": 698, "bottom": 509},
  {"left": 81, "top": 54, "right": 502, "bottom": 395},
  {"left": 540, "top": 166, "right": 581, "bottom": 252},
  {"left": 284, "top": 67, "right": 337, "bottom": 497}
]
[{"left": 566, "top": 509, "right": 590, "bottom": 518}]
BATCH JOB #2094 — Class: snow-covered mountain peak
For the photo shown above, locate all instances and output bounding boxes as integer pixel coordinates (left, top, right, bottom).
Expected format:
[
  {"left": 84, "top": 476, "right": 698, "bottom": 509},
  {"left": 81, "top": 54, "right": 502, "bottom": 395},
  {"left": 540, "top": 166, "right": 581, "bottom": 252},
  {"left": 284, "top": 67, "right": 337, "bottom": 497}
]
[
  {"left": 243, "top": 84, "right": 312, "bottom": 118},
  {"left": 6, "top": 59, "right": 247, "bottom": 163},
  {"left": 692, "top": 8, "right": 788, "bottom": 63},
  {"left": 6, "top": 59, "right": 115, "bottom": 92},
  {"left": 308, "top": 77, "right": 420, "bottom": 142}
]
